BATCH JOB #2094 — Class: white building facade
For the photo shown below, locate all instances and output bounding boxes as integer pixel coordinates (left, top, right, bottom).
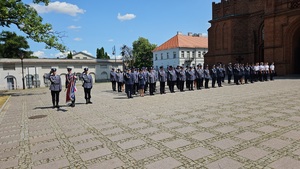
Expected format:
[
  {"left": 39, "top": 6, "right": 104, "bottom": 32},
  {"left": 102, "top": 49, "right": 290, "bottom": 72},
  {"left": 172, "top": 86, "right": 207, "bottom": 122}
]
[
  {"left": 153, "top": 33, "right": 208, "bottom": 69},
  {"left": 0, "top": 52, "right": 123, "bottom": 90}
]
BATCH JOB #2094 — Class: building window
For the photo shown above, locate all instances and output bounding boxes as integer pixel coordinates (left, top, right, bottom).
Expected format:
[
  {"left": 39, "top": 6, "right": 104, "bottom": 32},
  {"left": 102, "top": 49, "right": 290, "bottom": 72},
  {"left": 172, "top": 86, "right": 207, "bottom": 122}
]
[
  {"left": 167, "top": 52, "right": 169, "bottom": 59},
  {"left": 173, "top": 52, "right": 176, "bottom": 58},
  {"left": 83, "top": 57, "right": 88, "bottom": 59},
  {"left": 187, "top": 51, "right": 190, "bottom": 58},
  {"left": 155, "top": 54, "right": 158, "bottom": 60},
  {"left": 3, "top": 63, "right": 15, "bottom": 70},
  {"left": 181, "top": 51, "right": 184, "bottom": 58},
  {"left": 198, "top": 52, "right": 201, "bottom": 58},
  {"left": 202, "top": 51, "right": 207, "bottom": 58},
  {"left": 192, "top": 51, "right": 195, "bottom": 58},
  {"left": 161, "top": 53, "right": 163, "bottom": 60},
  {"left": 75, "top": 57, "right": 80, "bottom": 59}
]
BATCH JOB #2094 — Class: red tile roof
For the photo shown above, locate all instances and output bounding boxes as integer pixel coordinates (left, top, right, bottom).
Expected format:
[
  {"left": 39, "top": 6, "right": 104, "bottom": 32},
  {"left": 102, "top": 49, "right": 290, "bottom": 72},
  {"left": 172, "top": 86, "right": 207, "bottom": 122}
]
[{"left": 153, "top": 34, "right": 208, "bottom": 52}]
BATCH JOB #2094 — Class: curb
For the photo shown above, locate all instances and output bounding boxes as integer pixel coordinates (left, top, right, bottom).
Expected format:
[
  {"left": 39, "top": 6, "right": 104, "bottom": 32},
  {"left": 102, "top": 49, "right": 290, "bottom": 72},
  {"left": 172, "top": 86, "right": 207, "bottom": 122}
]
[{"left": 0, "top": 95, "right": 11, "bottom": 113}]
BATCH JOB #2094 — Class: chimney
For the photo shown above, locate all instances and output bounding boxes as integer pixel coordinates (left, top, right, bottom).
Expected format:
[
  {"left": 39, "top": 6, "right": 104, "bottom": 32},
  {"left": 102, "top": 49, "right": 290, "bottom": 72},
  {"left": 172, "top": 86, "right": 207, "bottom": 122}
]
[
  {"left": 188, "top": 32, "right": 193, "bottom": 36},
  {"left": 177, "top": 31, "right": 182, "bottom": 35}
]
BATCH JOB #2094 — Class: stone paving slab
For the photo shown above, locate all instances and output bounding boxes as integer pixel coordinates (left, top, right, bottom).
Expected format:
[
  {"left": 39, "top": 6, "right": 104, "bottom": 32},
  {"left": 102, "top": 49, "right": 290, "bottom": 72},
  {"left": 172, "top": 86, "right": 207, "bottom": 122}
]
[{"left": 0, "top": 79, "right": 300, "bottom": 168}]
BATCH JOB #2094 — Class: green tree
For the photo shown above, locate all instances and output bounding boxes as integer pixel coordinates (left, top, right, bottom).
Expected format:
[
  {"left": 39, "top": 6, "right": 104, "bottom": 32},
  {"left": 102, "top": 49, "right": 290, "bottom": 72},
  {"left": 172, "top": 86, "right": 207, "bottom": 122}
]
[
  {"left": 67, "top": 51, "right": 73, "bottom": 59},
  {"left": 96, "top": 47, "right": 110, "bottom": 59},
  {"left": 0, "top": 31, "right": 31, "bottom": 58},
  {"left": 0, "top": 0, "right": 66, "bottom": 52},
  {"left": 132, "top": 37, "right": 157, "bottom": 68}
]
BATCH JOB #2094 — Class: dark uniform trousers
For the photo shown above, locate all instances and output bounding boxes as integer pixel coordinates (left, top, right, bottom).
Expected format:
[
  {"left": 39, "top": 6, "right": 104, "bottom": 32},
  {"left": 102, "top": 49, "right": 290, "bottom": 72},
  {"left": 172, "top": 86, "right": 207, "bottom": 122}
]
[
  {"left": 133, "top": 83, "right": 138, "bottom": 94},
  {"left": 117, "top": 82, "right": 122, "bottom": 92},
  {"left": 270, "top": 72, "right": 275, "bottom": 81},
  {"left": 149, "top": 83, "right": 155, "bottom": 95},
  {"left": 160, "top": 82, "right": 165, "bottom": 94},
  {"left": 196, "top": 78, "right": 201, "bottom": 89},
  {"left": 125, "top": 84, "right": 133, "bottom": 98},
  {"left": 212, "top": 77, "right": 216, "bottom": 87},
  {"left": 84, "top": 88, "right": 92, "bottom": 100},
  {"left": 188, "top": 80, "right": 194, "bottom": 90},
  {"left": 51, "top": 91, "right": 60, "bottom": 106},
  {"left": 179, "top": 81, "right": 184, "bottom": 91},
  {"left": 217, "top": 77, "right": 222, "bottom": 87},
  {"left": 228, "top": 74, "right": 232, "bottom": 83},
  {"left": 205, "top": 78, "right": 209, "bottom": 88},
  {"left": 169, "top": 81, "right": 175, "bottom": 93},
  {"left": 111, "top": 81, "right": 116, "bottom": 91}
]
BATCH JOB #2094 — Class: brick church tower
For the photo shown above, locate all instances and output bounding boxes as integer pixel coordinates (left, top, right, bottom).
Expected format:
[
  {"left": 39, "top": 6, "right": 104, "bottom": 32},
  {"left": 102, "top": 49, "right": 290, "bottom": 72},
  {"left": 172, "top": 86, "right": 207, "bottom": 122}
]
[{"left": 205, "top": 0, "right": 300, "bottom": 75}]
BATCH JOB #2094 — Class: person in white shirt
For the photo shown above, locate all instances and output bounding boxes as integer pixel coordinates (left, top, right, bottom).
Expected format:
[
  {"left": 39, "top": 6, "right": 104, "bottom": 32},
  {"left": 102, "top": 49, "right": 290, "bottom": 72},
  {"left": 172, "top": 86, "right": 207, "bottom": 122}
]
[
  {"left": 254, "top": 62, "right": 260, "bottom": 82},
  {"left": 270, "top": 62, "right": 275, "bottom": 81},
  {"left": 259, "top": 62, "right": 265, "bottom": 81},
  {"left": 264, "top": 62, "right": 270, "bottom": 81}
]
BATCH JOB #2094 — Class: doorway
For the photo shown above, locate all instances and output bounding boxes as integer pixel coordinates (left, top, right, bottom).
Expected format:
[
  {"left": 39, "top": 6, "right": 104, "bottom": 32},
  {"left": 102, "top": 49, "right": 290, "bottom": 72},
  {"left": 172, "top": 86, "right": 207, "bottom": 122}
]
[{"left": 293, "top": 28, "right": 300, "bottom": 74}]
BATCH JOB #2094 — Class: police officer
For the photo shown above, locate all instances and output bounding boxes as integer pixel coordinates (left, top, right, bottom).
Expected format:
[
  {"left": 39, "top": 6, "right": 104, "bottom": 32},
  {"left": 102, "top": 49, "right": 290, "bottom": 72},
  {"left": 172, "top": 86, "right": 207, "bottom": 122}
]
[
  {"left": 250, "top": 63, "right": 255, "bottom": 83},
  {"left": 211, "top": 65, "right": 217, "bottom": 88},
  {"left": 204, "top": 65, "right": 211, "bottom": 89},
  {"left": 110, "top": 68, "right": 117, "bottom": 91},
  {"left": 187, "top": 66, "right": 194, "bottom": 90},
  {"left": 44, "top": 68, "right": 62, "bottom": 108},
  {"left": 227, "top": 63, "right": 233, "bottom": 84},
  {"left": 81, "top": 68, "right": 93, "bottom": 104},
  {"left": 116, "top": 68, "right": 124, "bottom": 92},
  {"left": 216, "top": 64, "right": 223, "bottom": 87},
  {"left": 133, "top": 67, "right": 139, "bottom": 95},
  {"left": 148, "top": 67, "right": 156, "bottom": 95},
  {"left": 124, "top": 68, "right": 135, "bottom": 98},
  {"left": 195, "top": 64, "right": 202, "bottom": 90},
  {"left": 138, "top": 68, "right": 146, "bottom": 97},
  {"left": 158, "top": 66, "right": 167, "bottom": 94},
  {"left": 264, "top": 62, "right": 269, "bottom": 81},
  {"left": 167, "top": 66, "right": 177, "bottom": 93},
  {"left": 179, "top": 66, "right": 186, "bottom": 92},
  {"left": 244, "top": 63, "right": 251, "bottom": 84}
]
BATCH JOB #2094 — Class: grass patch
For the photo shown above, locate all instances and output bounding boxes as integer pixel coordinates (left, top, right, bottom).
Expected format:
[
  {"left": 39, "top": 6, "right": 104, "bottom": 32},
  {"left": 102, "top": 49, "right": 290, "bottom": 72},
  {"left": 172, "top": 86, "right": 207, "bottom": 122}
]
[{"left": 0, "top": 95, "right": 9, "bottom": 109}]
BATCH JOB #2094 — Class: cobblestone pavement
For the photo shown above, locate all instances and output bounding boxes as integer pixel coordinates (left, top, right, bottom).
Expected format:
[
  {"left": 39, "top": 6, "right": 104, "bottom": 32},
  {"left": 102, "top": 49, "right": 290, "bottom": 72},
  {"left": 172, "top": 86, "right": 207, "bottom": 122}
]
[{"left": 0, "top": 79, "right": 300, "bottom": 169}]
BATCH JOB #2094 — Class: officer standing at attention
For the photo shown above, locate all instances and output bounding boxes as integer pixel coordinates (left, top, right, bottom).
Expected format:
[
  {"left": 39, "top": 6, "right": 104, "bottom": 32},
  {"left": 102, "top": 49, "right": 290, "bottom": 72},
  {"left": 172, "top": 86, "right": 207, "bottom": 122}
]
[
  {"left": 133, "top": 67, "right": 139, "bottom": 95},
  {"left": 216, "top": 64, "right": 223, "bottom": 87},
  {"left": 116, "top": 68, "right": 124, "bottom": 92},
  {"left": 110, "top": 68, "right": 117, "bottom": 91},
  {"left": 148, "top": 68, "right": 156, "bottom": 95},
  {"left": 204, "top": 65, "right": 211, "bottom": 89},
  {"left": 244, "top": 63, "right": 251, "bottom": 84},
  {"left": 44, "top": 68, "right": 62, "bottom": 108},
  {"left": 138, "top": 68, "right": 146, "bottom": 97},
  {"left": 167, "top": 66, "right": 177, "bottom": 93},
  {"left": 124, "top": 68, "right": 135, "bottom": 98},
  {"left": 179, "top": 66, "right": 186, "bottom": 92},
  {"left": 211, "top": 65, "right": 217, "bottom": 88},
  {"left": 195, "top": 64, "right": 202, "bottom": 90},
  {"left": 158, "top": 66, "right": 167, "bottom": 94},
  {"left": 81, "top": 68, "right": 93, "bottom": 104},
  {"left": 227, "top": 63, "right": 233, "bottom": 84},
  {"left": 187, "top": 66, "right": 194, "bottom": 91}
]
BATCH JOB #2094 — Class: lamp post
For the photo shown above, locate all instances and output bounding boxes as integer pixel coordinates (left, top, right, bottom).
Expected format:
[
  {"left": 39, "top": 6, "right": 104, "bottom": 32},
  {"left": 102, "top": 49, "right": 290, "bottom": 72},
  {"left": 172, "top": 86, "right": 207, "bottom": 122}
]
[{"left": 20, "top": 53, "right": 25, "bottom": 90}]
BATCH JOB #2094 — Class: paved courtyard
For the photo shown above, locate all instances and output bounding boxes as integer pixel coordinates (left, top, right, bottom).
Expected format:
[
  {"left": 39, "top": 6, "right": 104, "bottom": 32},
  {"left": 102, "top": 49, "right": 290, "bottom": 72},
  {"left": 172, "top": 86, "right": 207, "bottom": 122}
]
[{"left": 0, "top": 78, "right": 300, "bottom": 169}]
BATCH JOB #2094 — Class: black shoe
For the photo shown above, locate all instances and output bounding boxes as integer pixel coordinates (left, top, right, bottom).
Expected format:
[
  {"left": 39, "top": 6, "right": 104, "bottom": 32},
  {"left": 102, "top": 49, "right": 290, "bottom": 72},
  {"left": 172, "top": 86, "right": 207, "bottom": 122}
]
[
  {"left": 56, "top": 105, "right": 60, "bottom": 108},
  {"left": 52, "top": 105, "right": 55, "bottom": 109},
  {"left": 88, "top": 100, "right": 92, "bottom": 104}
]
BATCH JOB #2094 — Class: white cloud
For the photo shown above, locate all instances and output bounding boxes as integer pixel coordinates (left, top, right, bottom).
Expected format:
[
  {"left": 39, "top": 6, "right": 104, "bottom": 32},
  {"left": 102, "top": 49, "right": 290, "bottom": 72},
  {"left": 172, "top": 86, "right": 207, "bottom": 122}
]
[
  {"left": 32, "top": 51, "right": 46, "bottom": 58},
  {"left": 74, "top": 37, "right": 82, "bottom": 41},
  {"left": 82, "top": 50, "right": 92, "bottom": 56},
  {"left": 54, "top": 52, "right": 68, "bottom": 58},
  {"left": 108, "top": 39, "right": 114, "bottom": 42},
  {"left": 31, "top": 1, "right": 85, "bottom": 16},
  {"left": 68, "top": 25, "right": 81, "bottom": 29},
  {"left": 117, "top": 13, "right": 136, "bottom": 21}
]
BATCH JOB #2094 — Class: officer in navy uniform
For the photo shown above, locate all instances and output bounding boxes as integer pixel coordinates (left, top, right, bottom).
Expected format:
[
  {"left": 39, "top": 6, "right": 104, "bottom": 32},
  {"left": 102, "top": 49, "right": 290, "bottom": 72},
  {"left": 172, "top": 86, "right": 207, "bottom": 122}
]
[
  {"left": 204, "top": 65, "right": 211, "bottom": 89},
  {"left": 244, "top": 63, "right": 251, "bottom": 84},
  {"left": 124, "top": 68, "right": 135, "bottom": 98},
  {"left": 179, "top": 66, "right": 186, "bottom": 92},
  {"left": 44, "top": 68, "right": 62, "bottom": 108},
  {"left": 250, "top": 63, "right": 255, "bottom": 83},
  {"left": 110, "top": 68, "right": 117, "bottom": 91},
  {"left": 132, "top": 67, "right": 139, "bottom": 95},
  {"left": 187, "top": 66, "right": 194, "bottom": 90},
  {"left": 211, "top": 65, "right": 217, "bottom": 88},
  {"left": 227, "top": 63, "right": 233, "bottom": 84},
  {"left": 158, "top": 66, "right": 167, "bottom": 94},
  {"left": 199, "top": 64, "right": 204, "bottom": 88},
  {"left": 148, "top": 67, "right": 156, "bottom": 95},
  {"left": 175, "top": 66, "right": 181, "bottom": 90},
  {"left": 167, "top": 66, "right": 177, "bottom": 93},
  {"left": 216, "top": 64, "right": 223, "bottom": 87},
  {"left": 81, "top": 68, "right": 93, "bottom": 104},
  {"left": 143, "top": 67, "right": 149, "bottom": 93},
  {"left": 195, "top": 64, "right": 202, "bottom": 90},
  {"left": 116, "top": 68, "right": 124, "bottom": 92},
  {"left": 222, "top": 64, "right": 226, "bottom": 82}
]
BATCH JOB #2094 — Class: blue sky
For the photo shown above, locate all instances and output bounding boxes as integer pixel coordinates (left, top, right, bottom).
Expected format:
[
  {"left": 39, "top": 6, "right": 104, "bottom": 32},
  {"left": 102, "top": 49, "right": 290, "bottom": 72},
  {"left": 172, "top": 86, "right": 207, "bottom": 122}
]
[{"left": 3, "top": 0, "right": 221, "bottom": 58}]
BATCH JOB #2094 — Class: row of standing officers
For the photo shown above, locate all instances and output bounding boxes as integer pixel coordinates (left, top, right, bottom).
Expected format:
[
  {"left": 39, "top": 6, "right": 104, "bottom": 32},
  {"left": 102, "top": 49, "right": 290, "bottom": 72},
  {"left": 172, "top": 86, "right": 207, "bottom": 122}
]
[{"left": 110, "top": 62, "right": 275, "bottom": 98}]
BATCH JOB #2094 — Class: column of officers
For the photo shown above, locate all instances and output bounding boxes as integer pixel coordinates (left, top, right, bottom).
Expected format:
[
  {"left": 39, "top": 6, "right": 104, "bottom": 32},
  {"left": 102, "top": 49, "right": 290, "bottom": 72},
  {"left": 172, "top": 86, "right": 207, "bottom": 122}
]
[
  {"left": 110, "top": 62, "right": 275, "bottom": 98},
  {"left": 44, "top": 67, "right": 93, "bottom": 109}
]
